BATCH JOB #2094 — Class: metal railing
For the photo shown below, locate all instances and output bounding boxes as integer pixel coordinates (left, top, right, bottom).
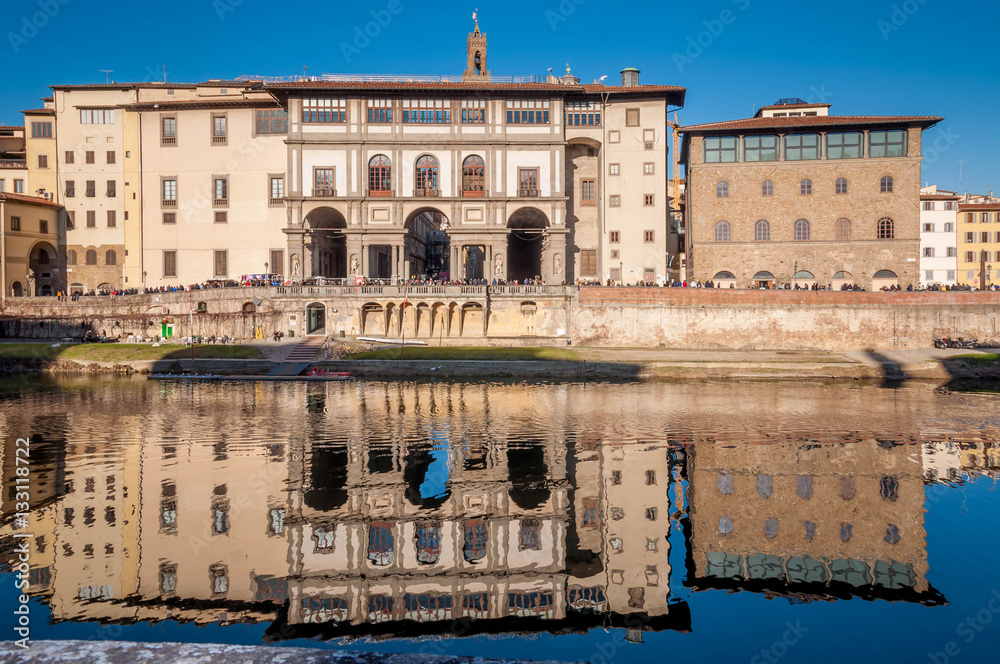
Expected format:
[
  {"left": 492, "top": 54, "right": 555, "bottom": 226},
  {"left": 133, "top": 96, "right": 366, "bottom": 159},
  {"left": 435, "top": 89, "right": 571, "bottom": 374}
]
[
  {"left": 413, "top": 188, "right": 441, "bottom": 198},
  {"left": 0, "top": 159, "right": 26, "bottom": 169},
  {"left": 313, "top": 188, "right": 336, "bottom": 197}
]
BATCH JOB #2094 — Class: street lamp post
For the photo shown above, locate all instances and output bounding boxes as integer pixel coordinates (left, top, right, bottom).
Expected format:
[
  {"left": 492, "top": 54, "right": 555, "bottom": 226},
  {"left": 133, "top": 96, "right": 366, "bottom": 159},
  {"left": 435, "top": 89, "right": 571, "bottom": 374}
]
[{"left": 793, "top": 261, "right": 799, "bottom": 289}]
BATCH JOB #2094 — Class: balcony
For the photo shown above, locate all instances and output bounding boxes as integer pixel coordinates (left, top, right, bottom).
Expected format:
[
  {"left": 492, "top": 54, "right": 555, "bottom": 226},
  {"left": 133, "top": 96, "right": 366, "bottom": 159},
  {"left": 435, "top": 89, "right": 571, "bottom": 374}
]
[
  {"left": 0, "top": 159, "right": 26, "bottom": 169},
  {"left": 162, "top": 199, "right": 177, "bottom": 207},
  {"left": 212, "top": 135, "right": 227, "bottom": 145},
  {"left": 161, "top": 136, "right": 177, "bottom": 146},
  {"left": 313, "top": 188, "right": 337, "bottom": 197},
  {"left": 368, "top": 189, "right": 393, "bottom": 197},
  {"left": 413, "top": 188, "right": 441, "bottom": 198},
  {"left": 269, "top": 197, "right": 284, "bottom": 206},
  {"left": 462, "top": 189, "right": 485, "bottom": 197},
  {"left": 213, "top": 198, "right": 228, "bottom": 207},
  {"left": 518, "top": 187, "right": 540, "bottom": 197}
]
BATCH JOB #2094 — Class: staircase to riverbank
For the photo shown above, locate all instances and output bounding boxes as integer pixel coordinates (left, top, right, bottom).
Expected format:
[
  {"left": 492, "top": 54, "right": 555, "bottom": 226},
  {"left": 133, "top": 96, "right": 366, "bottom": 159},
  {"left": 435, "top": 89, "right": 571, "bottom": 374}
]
[{"left": 283, "top": 336, "right": 326, "bottom": 362}]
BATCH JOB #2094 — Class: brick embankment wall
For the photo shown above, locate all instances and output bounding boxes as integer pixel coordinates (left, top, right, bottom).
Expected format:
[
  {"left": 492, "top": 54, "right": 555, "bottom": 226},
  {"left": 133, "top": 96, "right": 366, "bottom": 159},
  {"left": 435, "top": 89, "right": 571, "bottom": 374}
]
[{"left": 574, "top": 288, "right": 1000, "bottom": 351}]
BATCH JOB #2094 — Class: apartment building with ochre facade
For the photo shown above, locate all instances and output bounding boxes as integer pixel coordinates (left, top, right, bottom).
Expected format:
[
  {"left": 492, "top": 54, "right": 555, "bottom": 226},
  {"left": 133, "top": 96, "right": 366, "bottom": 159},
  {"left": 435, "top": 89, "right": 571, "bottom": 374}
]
[
  {"left": 957, "top": 202, "right": 1000, "bottom": 288},
  {"left": 681, "top": 100, "right": 941, "bottom": 290}
]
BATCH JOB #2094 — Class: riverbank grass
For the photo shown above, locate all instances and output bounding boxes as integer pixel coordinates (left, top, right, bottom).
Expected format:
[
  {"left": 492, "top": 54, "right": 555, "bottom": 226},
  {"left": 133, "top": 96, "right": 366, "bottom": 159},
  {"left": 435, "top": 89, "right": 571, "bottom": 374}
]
[
  {"left": 0, "top": 343, "right": 262, "bottom": 362},
  {"left": 349, "top": 346, "right": 581, "bottom": 361},
  {"left": 949, "top": 353, "right": 1000, "bottom": 366}
]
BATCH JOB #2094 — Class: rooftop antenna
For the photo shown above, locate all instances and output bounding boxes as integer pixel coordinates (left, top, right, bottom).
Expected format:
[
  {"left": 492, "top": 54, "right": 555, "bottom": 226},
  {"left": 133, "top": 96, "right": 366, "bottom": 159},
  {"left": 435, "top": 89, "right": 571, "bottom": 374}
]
[
  {"left": 162, "top": 63, "right": 167, "bottom": 82},
  {"left": 302, "top": 65, "right": 308, "bottom": 80},
  {"left": 957, "top": 156, "right": 965, "bottom": 191},
  {"left": 99, "top": 69, "right": 113, "bottom": 84}
]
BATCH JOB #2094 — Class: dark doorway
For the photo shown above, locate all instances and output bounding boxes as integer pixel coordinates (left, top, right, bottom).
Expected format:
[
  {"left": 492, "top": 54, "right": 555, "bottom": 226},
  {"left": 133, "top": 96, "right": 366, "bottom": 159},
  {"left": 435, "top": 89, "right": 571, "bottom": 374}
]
[
  {"left": 507, "top": 208, "right": 548, "bottom": 282},
  {"left": 508, "top": 443, "right": 551, "bottom": 510},
  {"left": 305, "top": 207, "right": 347, "bottom": 278},
  {"left": 304, "top": 446, "right": 348, "bottom": 511}
]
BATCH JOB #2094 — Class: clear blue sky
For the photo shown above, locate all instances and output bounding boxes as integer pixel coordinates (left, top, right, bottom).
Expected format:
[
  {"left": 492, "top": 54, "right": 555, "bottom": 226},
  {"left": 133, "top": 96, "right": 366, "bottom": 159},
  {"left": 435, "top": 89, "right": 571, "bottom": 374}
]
[{"left": 2, "top": 0, "right": 997, "bottom": 194}]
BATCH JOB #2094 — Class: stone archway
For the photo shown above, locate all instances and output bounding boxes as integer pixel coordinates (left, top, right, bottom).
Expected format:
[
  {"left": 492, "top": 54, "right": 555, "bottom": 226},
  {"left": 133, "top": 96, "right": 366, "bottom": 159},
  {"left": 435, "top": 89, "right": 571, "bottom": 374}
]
[
  {"left": 507, "top": 208, "right": 549, "bottom": 282},
  {"left": 303, "top": 207, "right": 348, "bottom": 279},
  {"left": 28, "top": 241, "right": 58, "bottom": 296},
  {"left": 405, "top": 208, "right": 451, "bottom": 281}
]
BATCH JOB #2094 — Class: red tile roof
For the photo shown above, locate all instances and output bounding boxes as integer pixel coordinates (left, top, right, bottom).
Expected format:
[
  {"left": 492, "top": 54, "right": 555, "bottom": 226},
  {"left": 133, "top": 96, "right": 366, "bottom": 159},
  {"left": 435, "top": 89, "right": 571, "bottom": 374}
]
[
  {"left": 21, "top": 108, "right": 55, "bottom": 115},
  {"left": 959, "top": 203, "right": 1000, "bottom": 210},
  {"left": 126, "top": 98, "right": 281, "bottom": 111},
  {"left": 265, "top": 80, "right": 684, "bottom": 100},
  {"left": 0, "top": 125, "right": 23, "bottom": 132},
  {"left": 681, "top": 115, "right": 943, "bottom": 132},
  {"left": 757, "top": 102, "right": 831, "bottom": 111},
  {"left": 921, "top": 193, "right": 962, "bottom": 200},
  {"left": 50, "top": 83, "right": 197, "bottom": 90},
  {"left": 0, "top": 192, "right": 62, "bottom": 208}
]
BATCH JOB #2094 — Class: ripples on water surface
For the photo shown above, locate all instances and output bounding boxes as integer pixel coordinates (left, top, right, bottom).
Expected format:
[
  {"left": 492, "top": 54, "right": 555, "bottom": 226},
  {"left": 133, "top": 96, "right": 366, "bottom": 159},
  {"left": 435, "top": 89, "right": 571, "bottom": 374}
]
[{"left": 1, "top": 376, "right": 999, "bottom": 662}]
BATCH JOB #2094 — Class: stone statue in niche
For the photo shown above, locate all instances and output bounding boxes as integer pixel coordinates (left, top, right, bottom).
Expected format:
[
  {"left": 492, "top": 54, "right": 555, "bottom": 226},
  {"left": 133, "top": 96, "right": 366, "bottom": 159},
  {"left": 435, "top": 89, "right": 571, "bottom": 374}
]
[
  {"left": 553, "top": 253, "right": 563, "bottom": 275},
  {"left": 290, "top": 253, "right": 300, "bottom": 277},
  {"left": 350, "top": 254, "right": 360, "bottom": 275},
  {"left": 494, "top": 254, "right": 504, "bottom": 276}
]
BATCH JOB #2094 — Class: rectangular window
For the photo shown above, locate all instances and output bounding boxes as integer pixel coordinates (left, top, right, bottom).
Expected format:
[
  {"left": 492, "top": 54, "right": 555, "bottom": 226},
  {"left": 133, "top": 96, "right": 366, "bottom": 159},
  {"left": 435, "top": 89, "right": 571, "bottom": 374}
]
[
  {"left": 608, "top": 130, "right": 620, "bottom": 143},
  {"left": 869, "top": 129, "right": 907, "bottom": 157},
  {"left": 213, "top": 178, "right": 228, "bottom": 204},
  {"left": 966, "top": 252, "right": 975, "bottom": 263},
  {"left": 163, "top": 251, "right": 177, "bottom": 278},
  {"left": 39, "top": 219, "right": 48, "bottom": 234},
  {"left": 67, "top": 210, "right": 74, "bottom": 228},
  {"left": 923, "top": 247, "right": 934, "bottom": 257},
  {"left": 85, "top": 180, "right": 95, "bottom": 197},
  {"left": 644, "top": 230, "right": 655, "bottom": 243},
  {"left": 703, "top": 136, "right": 738, "bottom": 163},
  {"left": 609, "top": 194, "right": 621, "bottom": 207},
  {"left": 925, "top": 270, "right": 935, "bottom": 281},
  {"left": 610, "top": 231, "right": 620, "bottom": 243},
  {"left": 609, "top": 163, "right": 619, "bottom": 176},
  {"left": 505, "top": 100, "right": 549, "bottom": 125},
  {"left": 966, "top": 232, "right": 975, "bottom": 243},
  {"left": 31, "top": 121, "right": 52, "bottom": 138},
  {"left": 565, "top": 101, "right": 601, "bottom": 126},
  {"left": 744, "top": 135, "right": 779, "bottom": 161},
  {"left": 643, "top": 194, "right": 654, "bottom": 206},
  {"left": 162, "top": 179, "right": 177, "bottom": 205},
  {"left": 106, "top": 150, "right": 116, "bottom": 164},
  {"left": 212, "top": 115, "right": 227, "bottom": 143},
  {"left": 644, "top": 129, "right": 655, "bottom": 150},
  {"left": 302, "top": 97, "right": 347, "bottom": 123},
  {"left": 947, "top": 247, "right": 957, "bottom": 257},
  {"left": 967, "top": 212, "right": 975, "bottom": 223},
  {"left": 162, "top": 212, "right": 176, "bottom": 224},
  {"left": 923, "top": 202, "right": 933, "bottom": 211},
  {"left": 982, "top": 212, "right": 990, "bottom": 223},
  {"left": 161, "top": 117, "right": 177, "bottom": 144},
  {"left": 270, "top": 249, "right": 284, "bottom": 276},
  {"left": 107, "top": 210, "right": 116, "bottom": 228},
  {"left": 826, "top": 131, "right": 863, "bottom": 159},
  {"left": 64, "top": 150, "right": 74, "bottom": 164},
  {"left": 461, "top": 98, "right": 486, "bottom": 124},
  {"left": 86, "top": 210, "right": 96, "bottom": 227},
  {"left": 518, "top": 168, "right": 539, "bottom": 196},
  {"left": 37, "top": 154, "right": 48, "bottom": 169},
  {"left": 10, "top": 216, "right": 20, "bottom": 231},
  {"left": 13, "top": 179, "right": 24, "bottom": 193},
  {"left": 923, "top": 223, "right": 934, "bottom": 232},
  {"left": 214, "top": 250, "right": 228, "bottom": 277},
  {"left": 947, "top": 270, "right": 956, "bottom": 280},
  {"left": 65, "top": 180, "right": 75, "bottom": 197},
  {"left": 610, "top": 249, "right": 620, "bottom": 259},
  {"left": 625, "top": 108, "right": 640, "bottom": 126},
  {"left": 982, "top": 232, "right": 990, "bottom": 243},
  {"left": 402, "top": 98, "right": 452, "bottom": 124},
  {"left": 945, "top": 222, "right": 954, "bottom": 232},
  {"left": 581, "top": 179, "right": 596, "bottom": 205},
  {"left": 85, "top": 151, "right": 95, "bottom": 164},
  {"left": 314, "top": 168, "right": 334, "bottom": 196},
  {"left": 214, "top": 211, "right": 227, "bottom": 223},
  {"left": 367, "top": 98, "right": 392, "bottom": 123},
  {"left": 270, "top": 176, "right": 284, "bottom": 203},
  {"left": 996, "top": 232, "right": 1000, "bottom": 243},
  {"left": 784, "top": 133, "right": 821, "bottom": 160},
  {"left": 577, "top": 249, "right": 597, "bottom": 277},
  {"left": 79, "top": 109, "right": 115, "bottom": 124},
  {"left": 643, "top": 162, "right": 654, "bottom": 175},
  {"left": 106, "top": 180, "right": 116, "bottom": 197},
  {"left": 946, "top": 202, "right": 956, "bottom": 211},
  {"left": 256, "top": 108, "right": 288, "bottom": 134}
]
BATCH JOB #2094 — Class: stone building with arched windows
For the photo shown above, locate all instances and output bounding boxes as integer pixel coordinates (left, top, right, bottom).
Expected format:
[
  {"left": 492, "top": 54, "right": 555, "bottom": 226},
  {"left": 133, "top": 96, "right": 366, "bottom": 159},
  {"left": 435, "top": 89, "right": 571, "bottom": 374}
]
[
  {"left": 681, "top": 100, "right": 941, "bottom": 290},
  {"left": 1, "top": 191, "right": 65, "bottom": 298}
]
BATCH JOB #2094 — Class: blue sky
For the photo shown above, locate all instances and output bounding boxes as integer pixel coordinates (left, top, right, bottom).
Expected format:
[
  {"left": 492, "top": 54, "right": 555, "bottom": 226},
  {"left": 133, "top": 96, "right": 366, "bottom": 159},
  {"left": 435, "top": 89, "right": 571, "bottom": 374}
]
[{"left": 2, "top": 0, "right": 997, "bottom": 194}]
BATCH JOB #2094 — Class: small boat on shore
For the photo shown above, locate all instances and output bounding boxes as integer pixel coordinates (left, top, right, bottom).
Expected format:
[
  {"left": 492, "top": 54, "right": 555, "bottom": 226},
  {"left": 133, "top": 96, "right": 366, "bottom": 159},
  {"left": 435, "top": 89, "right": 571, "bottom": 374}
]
[{"left": 358, "top": 336, "right": 427, "bottom": 346}]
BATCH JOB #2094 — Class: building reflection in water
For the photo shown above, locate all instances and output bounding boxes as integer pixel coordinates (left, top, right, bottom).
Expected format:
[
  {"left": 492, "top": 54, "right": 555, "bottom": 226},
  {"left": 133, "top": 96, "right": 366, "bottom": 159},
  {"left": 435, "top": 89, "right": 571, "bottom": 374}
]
[{"left": 3, "top": 380, "right": 991, "bottom": 640}]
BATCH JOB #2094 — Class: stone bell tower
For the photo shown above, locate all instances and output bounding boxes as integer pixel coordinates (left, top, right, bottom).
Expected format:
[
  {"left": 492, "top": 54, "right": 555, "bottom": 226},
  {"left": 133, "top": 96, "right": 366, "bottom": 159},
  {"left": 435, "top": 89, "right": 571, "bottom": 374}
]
[{"left": 463, "top": 10, "right": 490, "bottom": 82}]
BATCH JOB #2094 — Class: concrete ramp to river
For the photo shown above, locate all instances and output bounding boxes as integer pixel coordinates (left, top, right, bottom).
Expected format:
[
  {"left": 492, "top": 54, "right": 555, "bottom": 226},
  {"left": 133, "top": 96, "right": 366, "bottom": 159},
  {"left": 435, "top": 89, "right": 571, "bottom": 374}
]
[{"left": 267, "top": 362, "right": 311, "bottom": 377}]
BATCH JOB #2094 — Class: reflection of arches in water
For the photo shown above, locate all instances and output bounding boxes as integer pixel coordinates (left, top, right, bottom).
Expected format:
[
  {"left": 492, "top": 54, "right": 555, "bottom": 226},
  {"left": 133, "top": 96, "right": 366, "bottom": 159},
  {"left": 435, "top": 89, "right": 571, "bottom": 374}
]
[
  {"left": 404, "top": 444, "right": 451, "bottom": 509},
  {"left": 507, "top": 444, "right": 550, "bottom": 509},
  {"left": 304, "top": 447, "right": 348, "bottom": 511},
  {"left": 368, "top": 445, "right": 395, "bottom": 474}
]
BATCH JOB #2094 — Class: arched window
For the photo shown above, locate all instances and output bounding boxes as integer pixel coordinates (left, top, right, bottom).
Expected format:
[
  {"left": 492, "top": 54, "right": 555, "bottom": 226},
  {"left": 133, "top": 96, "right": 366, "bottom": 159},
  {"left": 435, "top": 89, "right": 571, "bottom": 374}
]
[
  {"left": 368, "top": 154, "right": 391, "bottom": 194},
  {"left": 835, "top": 218, "right": 852, "bottom": 242},
  {"left": 462, "top": 155, "right": 485, "bottom": 195},
  {"left": 106, "top": 250, "right": 117, "bottom": 266},
  {"left": 836, "top": 178, "right": 848, "bottom": 194},
  {"left": 415, "top": 154, "right": 439, "bottom": 192},
  {"left": 85, "top": 249, "right": 97, "bottom": 265},
  {"left": 877, "top": 216, "right": 895, "bottom": 239},
  {"left": 67, "top": 249, "right": 77, "bottom": 265},
  {"left": 800, "top": 179, "right": 812, "bottom": 195},
  {"left": 755, "top": 219, "right": 770, "bottom": 242},
  {"left": 715, "top": 220, "right": 731, "bottom": 242},
  {"left": 794, "top": 219, "right": 811, "bottom": 241},
  {"left": 881, "top": 175, "right": 894, "bottom": 193},
  {"left": 762, "top": 180, "right": 773, "bottom": 196},
  {"left": 716, "top": 181, "right": 729, "bottom": 198}
]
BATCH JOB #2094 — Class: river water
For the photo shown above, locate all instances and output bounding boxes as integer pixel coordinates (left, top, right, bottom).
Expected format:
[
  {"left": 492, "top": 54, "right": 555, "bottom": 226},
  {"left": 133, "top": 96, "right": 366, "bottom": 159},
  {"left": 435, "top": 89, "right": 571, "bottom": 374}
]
[{"left": 1, "top": 376, "right": 999, "bottom": 662}]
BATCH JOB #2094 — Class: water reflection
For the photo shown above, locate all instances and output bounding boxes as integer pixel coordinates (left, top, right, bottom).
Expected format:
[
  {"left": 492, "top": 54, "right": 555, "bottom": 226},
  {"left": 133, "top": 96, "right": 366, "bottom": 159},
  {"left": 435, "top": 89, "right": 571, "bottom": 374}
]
[{"left": 1, "top": 379, "right": 998, "bottom": 644}]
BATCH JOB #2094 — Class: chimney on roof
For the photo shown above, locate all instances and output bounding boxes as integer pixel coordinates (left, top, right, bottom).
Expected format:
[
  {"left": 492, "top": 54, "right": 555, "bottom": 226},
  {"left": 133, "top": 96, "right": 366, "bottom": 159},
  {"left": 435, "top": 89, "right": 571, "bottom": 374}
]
[{"left": 620, "top": 67, "right": 640, "bottom": 87}]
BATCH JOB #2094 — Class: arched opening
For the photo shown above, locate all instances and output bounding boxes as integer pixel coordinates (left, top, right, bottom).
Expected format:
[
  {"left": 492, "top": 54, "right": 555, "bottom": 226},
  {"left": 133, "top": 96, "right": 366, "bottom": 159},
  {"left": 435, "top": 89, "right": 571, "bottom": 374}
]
[
  {"left": 306, "top": 302, "right": 326, "bottom": 335},
  {"left": 304, "top": 207, "right": 348, "bottom": 278},
  {"left": 792, "top": 270, "right": 817, "bottom": 289},
  {"left": 29, "top": 241, "right": 58, "bottom": 296},
  {"left": 462, "top": 155, "right": 485, "bottom": 196},
  {"left": 872, "top": 269, "right": 899, "bottom": 291},
  {"left": 404, "top": 444, "right": 451, "bottom": 509},
  {"left": 361, "top": 303, "right": 384, "bottom": 337},
  {"left": 405, "top": 208, "right": 451, "bottom": 280},
  {"left": 97, "top": 282, "right": 112, "bottom": 292},
  {"left": 304, "top": 446, "right": 348, "bottom": 511},
  {"left": 507, "top": 208, "right": 549, "bottom": 282},
  {"left": 712, "top": 271, "right": 737, "bottom": 289},
  {"left": 753, "top": 271, "right": 776, "bottom": 289},
  {"left": 415, "top": 154, "right": 439, "bottom": 194},
  {"left": 70, "top": 282, "right": 84, "bottom": 295},
  {"left": 508, "top": 444, "right": 551, "bottom": 510},
  {"left": 369, "top": 154, "right": 391, "bottom": 196},
  {"left": 242, "top": 302, "right": 256, "bottom": 314},
  {"left": 833, "top": 271, "right": 855, "bottom": 290},
  {"left": 10, "top": 282, "right": 23, "bottom": 297}
]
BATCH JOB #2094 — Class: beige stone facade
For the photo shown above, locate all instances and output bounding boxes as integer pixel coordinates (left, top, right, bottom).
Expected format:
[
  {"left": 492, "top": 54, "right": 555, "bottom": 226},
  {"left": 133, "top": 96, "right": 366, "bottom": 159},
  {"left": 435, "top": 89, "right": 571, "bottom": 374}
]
[
  {"left": 1, "top": 192, "right": 64, "bottom": 298},
  {"left": 682, "top": 102, "right": 941, "bottom": 290}
]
